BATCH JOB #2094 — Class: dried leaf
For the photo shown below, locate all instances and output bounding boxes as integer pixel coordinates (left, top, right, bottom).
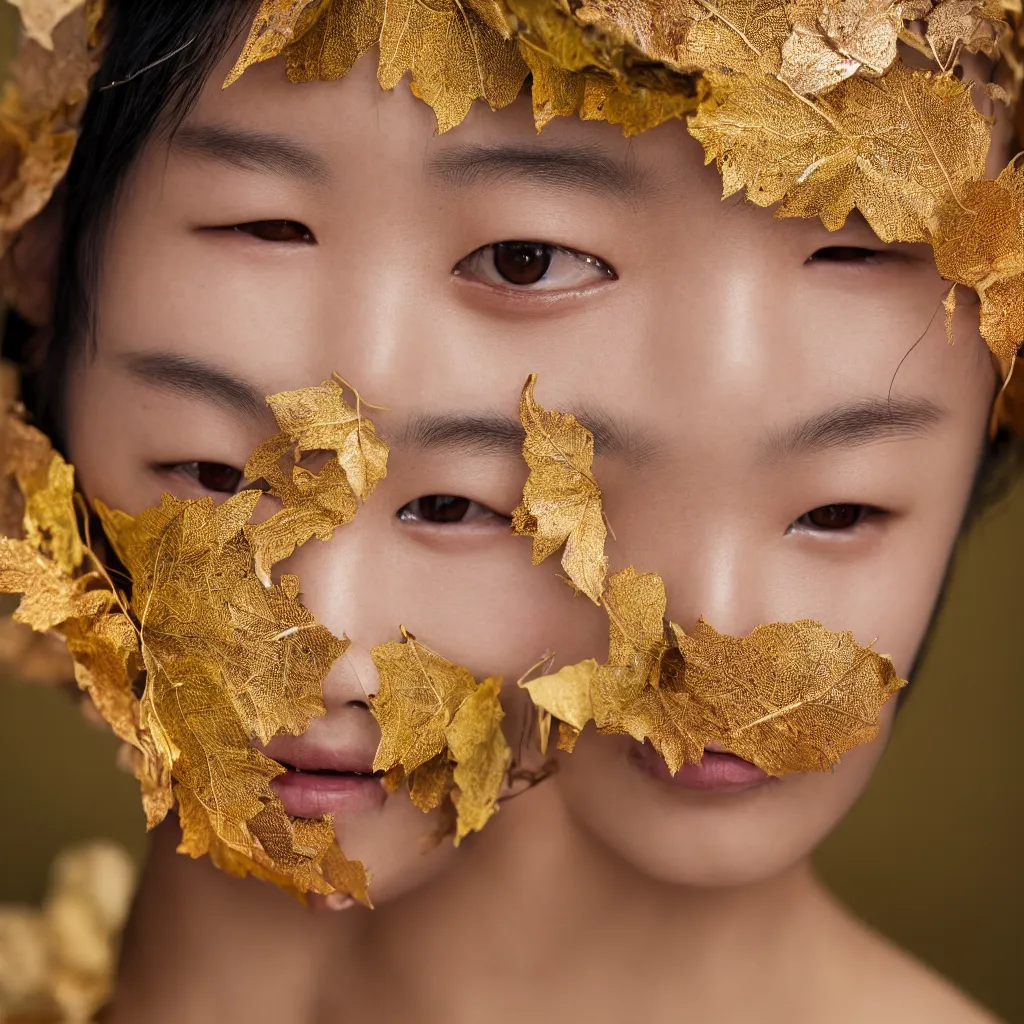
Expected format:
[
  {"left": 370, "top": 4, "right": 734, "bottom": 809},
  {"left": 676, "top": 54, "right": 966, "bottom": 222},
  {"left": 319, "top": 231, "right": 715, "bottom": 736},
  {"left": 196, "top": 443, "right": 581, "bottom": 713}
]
[
  {"left": 690, "top": 61, "right": 989, "bottom": 242},
  {"left": 446, "top": 676, "right": 511, "bottom": 842},
  {"left": 932, "top": 160, "right": 1024, "bottom": 363},
  {"left": 602, "top": 566, "right": 668, "bottom": 684},
  {"left": 512, "top": 374, "right": 608, "bottom": 603},
  {"left": 407, "top": 753, "right": 455, "bottom": 812},
  {"left": 263, "top": 378, "right": 388, "bottom": 503},
  {"left": 370, "top": 627, "right": 477, "bottom": 774},
  {"left": 9, "top": 0, "right": 85, "bottom": 51},
  {"left": 520, "top": 659, "right": 598, "bottom": 734},
  {"left": 670, "top": 617, "right": 906, "bottom": 774},
  {"left": 229, "top": 0, "right": 529, "bottom": 134}
]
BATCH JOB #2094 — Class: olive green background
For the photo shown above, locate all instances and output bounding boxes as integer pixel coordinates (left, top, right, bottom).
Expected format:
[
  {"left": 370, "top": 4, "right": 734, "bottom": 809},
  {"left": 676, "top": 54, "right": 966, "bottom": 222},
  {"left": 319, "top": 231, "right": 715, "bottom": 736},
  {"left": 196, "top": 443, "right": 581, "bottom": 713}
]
[{"left": 0, "top": 7, "right": 1021, "bottom": 1019}]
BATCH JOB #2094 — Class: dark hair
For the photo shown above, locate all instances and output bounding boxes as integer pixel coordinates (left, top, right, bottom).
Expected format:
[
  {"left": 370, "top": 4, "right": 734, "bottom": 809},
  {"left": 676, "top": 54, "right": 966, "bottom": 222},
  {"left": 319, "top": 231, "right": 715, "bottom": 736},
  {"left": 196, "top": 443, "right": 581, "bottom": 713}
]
[{"left": 19, "top": 0, "right": 252, "bottom": 443}]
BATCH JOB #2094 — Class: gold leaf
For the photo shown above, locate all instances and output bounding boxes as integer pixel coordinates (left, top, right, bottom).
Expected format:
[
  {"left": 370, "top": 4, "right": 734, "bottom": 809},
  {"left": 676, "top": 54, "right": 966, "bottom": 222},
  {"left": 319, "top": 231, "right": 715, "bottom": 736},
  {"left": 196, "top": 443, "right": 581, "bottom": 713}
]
[
  {"left": 520, "top": 659, "right": 598, "bottom": 735},
  {"left": 21, "top": 450, "right": 82, "bottom": 574},
  {"left": 690, "top": 61, "right": 989, "bottom": 242},
  {"left": 370, "top": 627, "right": 477, "bottom": 774},
  {"left": 446, "top": 676, "right": 511, "bottom": 842},
  {"left": 932, "top": 160, "right": 1024, "bottom": 363},
  {"left": 9, "top": 0, "right": 85, "bottom": 51},
  {"left": 670, "top": 617, "right": 906, "bottom": 775},
  {"left": 407, "top": 753, "right": 456, "bottom": 812},
  {"left": 263, "top": 378, "right": 388, "bottom": 503},
  {"left": 223, "top": 0, "right": 327, "bottom": 86},
  {"left": 511, "top": 374, "right": 608, "bottom": 603},
  {"left": 602, "top": 565, "right": 668, "bottom": 685},
  {"left": 925, "top": 0, "right": 1011, "bottom": 68},
  {"left": 231, "top": 0, "right": 529, "bottom": 135}
]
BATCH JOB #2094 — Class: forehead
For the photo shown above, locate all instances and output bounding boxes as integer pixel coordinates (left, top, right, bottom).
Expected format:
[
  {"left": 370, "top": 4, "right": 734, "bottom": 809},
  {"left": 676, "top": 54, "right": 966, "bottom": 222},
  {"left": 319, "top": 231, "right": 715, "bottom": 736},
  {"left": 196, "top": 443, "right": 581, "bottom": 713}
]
[{"left": 104, "top": 48, "right": 994, "bottom": 447}]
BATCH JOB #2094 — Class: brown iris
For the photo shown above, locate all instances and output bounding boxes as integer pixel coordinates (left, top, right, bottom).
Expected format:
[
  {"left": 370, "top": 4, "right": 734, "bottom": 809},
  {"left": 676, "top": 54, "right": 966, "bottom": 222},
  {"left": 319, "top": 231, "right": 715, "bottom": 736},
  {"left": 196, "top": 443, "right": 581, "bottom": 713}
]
[
  {"left": 804, "top": 504, "right": 865, "bottom": 530},
  {"left": 492, "top": 242, "right": 553, "bottom": 285}
]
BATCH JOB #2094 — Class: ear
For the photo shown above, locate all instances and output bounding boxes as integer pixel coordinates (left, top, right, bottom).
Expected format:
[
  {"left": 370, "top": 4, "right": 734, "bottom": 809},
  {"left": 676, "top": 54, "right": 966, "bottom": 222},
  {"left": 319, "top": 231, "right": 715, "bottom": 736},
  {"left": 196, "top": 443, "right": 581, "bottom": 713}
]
[{"left": 2, "top": 182, "right": 65, "bottom": 328}]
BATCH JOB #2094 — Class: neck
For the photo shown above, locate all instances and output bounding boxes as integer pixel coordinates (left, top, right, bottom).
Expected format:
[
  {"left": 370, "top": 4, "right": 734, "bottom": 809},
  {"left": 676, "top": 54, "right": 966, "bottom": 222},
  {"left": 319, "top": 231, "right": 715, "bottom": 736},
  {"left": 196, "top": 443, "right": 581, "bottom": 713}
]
[{"left": 113, "top": 785, "right": 835, "bottom": 1023}]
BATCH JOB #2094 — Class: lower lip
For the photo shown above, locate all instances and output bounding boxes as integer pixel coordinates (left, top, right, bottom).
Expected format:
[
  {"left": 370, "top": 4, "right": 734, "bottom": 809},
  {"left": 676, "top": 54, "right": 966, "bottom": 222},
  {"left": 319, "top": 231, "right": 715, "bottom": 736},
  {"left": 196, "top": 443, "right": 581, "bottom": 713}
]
[
  {"left": 271, "top": 770, "right": 387, "bottom": 819},
  {"left": 632, "top": 743, "right": 773, "bottom": 793}
]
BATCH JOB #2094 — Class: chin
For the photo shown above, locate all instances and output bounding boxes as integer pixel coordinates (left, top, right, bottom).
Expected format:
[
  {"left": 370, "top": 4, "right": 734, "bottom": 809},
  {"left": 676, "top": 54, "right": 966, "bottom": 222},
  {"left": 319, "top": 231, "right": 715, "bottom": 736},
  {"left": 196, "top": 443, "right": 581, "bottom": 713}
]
[{"left": 553, "top": 731, "right": 890, "bottom": 889}]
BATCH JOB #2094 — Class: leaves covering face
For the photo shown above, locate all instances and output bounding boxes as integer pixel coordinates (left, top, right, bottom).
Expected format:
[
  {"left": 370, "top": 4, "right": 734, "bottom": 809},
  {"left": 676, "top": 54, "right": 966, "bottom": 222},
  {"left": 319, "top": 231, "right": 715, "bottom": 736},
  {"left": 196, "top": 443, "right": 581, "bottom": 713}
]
[
  {"left": 670, "top": 617, "right": 904, "bottom": 774},
  {"left": 371, "top": 629, "right": 511, "bottom": 842},
  {"left": 0, "top": 406, "right": 369, "bottom": 903},
  {"left": 228, "top": 0, "right": 529, "bottom": 133},
  {"left": 512, "top": 375, "right": 608, "bottom": 604},
  {"left": 243, "top": 377, "right": 387, "bottom": 585},
  {"left": 523, "top": 565, "right": 906, "bottom": 776}
]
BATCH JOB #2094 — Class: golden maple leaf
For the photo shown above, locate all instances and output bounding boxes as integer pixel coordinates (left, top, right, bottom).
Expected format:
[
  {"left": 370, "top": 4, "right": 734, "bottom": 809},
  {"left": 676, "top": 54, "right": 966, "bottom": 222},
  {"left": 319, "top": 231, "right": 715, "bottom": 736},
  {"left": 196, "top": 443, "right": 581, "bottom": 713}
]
[
  {"left": 690, "top": 61, "right": 989, "bottom": 242},
  {"left": 511, "top": 375, "right": 608, "bottom": 603},
  {"left": 228, "top": 0, "right": 528, "bottom": 134},
  {"left": 371, "top": 629, "right": 511, "bottom": 840},
  {"left": 446, "top": 676, "right": 511, "bottom": 842},
  {"left": 243, "top": 377, "right": 385, "bottom": 585},
  {"left": 669, "top": 617, "right": 906, "bottom": 774},
  {"left": 96, "top": 491, "right": 365, "bottom": 899},
  {"left": 371, "top": 627, "right": 478, "bottom": 774},
  {"left": 932, "top": 160, "right": 1024, "bottom": 363}
]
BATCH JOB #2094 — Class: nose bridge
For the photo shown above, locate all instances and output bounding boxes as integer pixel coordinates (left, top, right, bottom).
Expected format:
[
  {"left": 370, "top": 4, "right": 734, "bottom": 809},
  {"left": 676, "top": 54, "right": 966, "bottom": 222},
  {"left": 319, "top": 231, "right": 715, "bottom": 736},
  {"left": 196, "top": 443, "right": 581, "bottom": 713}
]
[
  {"left": 657, "top": 511, "right": 769, "bottom": 640},
  {"left": 285, "top": 520, "right": 403, "bottom": 703}
]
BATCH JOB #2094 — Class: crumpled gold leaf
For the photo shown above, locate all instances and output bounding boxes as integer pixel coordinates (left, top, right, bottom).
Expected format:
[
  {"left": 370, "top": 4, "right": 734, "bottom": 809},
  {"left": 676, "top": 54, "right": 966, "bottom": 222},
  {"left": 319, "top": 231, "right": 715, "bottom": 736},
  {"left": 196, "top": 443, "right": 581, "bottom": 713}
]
[
  {"left": 264, "top": 377, "right": 388, "bottom": 503},
  {"left": 446, "top": 676, "right": 511, "bottom": 843},
  {"left": 523, "top": 562, "right": 906, "bottom": 776},
  {"left": 97, "top": 491, "right": 362, "bottom": 898},
  {"left": 933, "top": 159, "right": 1024, "bottom": 363},
  {"left": 690, "top": 61, "right": 989, "bottom": 241},
  {"left": 669, "top": 617, "right": 905, "bottom": 774},
  {"left": 243, "top": 377, "right": 385, "bottom": 584},
  {"left": 924, "top": 0, "right": 1014, "bottom": 69},
  {"left": 371, "top": 629, "right": 511, "bottom": 841},
  {"left": 371, "top": 627, "right": 477, "bottom": 774},
  {"left": 229, "top": 0, "right": 528, "bottom": 134},
  {"left": 512, "top": 374, "right": 608, "bottom": 603}
]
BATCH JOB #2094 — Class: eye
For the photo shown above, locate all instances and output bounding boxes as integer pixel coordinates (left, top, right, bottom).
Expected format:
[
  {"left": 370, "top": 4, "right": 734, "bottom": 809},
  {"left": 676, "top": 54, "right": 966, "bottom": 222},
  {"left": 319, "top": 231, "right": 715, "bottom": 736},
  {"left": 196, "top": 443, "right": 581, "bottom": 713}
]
[
  {"left": 807, "top": 246, "right": 881, "bottom": 264},
  {"left": 454, "top": 241, "right": 616, "bottom": 292},
  {"left": 397, "top": 495, "right": 507, "bottom": 525},
  {"left": 165, "top": 461, "right": 245, "bottom": 494},
  {"left": 794, "top": 503, "right": 878, "bottom": 532},
  {"left": 232, "top": 220, "right": 316, "bottom": 244}
]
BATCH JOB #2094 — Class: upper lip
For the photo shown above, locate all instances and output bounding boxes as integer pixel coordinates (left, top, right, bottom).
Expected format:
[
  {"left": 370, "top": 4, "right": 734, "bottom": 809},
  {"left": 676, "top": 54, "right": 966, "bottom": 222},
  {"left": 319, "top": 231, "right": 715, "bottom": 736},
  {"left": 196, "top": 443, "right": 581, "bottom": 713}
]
[{"left": 262, "top": 735, "right": 378, "bottom": 775}]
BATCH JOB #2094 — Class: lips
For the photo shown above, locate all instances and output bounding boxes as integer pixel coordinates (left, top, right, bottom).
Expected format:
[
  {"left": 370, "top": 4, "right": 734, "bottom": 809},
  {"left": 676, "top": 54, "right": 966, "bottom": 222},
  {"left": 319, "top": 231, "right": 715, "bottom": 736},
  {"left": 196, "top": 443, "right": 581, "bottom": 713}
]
[
  {"left": 263, "top": 734, "right": 387, "bottom": 819},
  {"left": 632, "top": 742, "right": 774, "bottom": 794}
]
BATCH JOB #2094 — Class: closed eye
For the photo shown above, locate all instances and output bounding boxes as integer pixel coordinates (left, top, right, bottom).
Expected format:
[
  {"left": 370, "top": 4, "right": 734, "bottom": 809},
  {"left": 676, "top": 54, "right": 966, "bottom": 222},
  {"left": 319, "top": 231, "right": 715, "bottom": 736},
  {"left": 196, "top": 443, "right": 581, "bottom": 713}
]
[{"left": 807, "top": 246, "right": 884, "bottom": 264}]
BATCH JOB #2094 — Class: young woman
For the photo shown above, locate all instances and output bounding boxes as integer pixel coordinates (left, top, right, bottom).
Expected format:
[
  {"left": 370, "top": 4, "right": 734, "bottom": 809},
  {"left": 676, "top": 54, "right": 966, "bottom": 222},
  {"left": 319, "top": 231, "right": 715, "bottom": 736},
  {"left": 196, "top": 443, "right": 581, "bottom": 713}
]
[{"left": 0, "top": 0, "right": 1017, "bottom": 1020}]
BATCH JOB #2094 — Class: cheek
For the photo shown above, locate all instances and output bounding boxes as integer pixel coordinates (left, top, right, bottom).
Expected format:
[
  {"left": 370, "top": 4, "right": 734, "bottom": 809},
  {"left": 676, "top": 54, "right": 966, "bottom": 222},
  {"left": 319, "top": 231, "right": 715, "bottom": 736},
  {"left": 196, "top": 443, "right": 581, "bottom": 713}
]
[
  {"left": 280, "top": 514, "right": 610, "bottom": 681},
  {"left": 555, "top": 705, "right": 897, "bottom": 887}
]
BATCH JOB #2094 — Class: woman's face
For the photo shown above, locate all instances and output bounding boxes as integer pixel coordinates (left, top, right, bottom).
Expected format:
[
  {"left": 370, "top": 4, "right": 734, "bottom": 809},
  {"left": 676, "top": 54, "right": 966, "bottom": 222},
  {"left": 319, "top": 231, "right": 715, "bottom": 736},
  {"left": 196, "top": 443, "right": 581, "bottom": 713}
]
[{"left": 64, "top": 49, "right": 995, "bottom": 894}]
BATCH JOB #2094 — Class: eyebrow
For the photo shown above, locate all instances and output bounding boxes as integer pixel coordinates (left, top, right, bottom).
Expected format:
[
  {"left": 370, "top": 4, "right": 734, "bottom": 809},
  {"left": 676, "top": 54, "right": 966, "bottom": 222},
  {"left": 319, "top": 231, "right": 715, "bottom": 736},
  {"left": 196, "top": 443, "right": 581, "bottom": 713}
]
[
  {"left": 762, "top": 396, "right": 947, "bottom": 460},
  {"left": 427, "top": 144, "right": 656, "bottom": 205},
  {"left": 120, "top": 352, "right": 270, "bottom": 423},
  {"left": 396, "top": 408, "right": 661, "bottom": 466},
  {"left": 171, "top": 123, "right": 332, "bottom": 186}
]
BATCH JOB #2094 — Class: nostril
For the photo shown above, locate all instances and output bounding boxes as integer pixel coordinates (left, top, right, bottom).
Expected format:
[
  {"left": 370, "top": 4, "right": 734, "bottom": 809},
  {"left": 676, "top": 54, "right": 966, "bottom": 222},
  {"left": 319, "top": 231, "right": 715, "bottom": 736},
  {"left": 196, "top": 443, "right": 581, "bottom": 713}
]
[{"left": 347, "top": 698, "right": 371, "bottom": 711}]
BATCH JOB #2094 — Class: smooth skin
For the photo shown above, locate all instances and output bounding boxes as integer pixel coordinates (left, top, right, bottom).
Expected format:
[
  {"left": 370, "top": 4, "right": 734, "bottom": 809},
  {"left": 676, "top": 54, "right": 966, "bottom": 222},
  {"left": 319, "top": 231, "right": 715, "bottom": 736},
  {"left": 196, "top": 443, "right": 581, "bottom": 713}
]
[{"left": 62, "top": 44, "right": 1000, "bottom": 1024}]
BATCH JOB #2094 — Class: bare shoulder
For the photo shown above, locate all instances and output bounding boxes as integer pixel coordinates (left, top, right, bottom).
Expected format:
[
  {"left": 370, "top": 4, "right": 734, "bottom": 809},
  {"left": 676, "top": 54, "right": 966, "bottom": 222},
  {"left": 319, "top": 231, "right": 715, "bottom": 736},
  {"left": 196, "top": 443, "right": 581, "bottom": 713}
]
[{"left": 816, "top": 892, "right": 1003, "bottom": 1024}]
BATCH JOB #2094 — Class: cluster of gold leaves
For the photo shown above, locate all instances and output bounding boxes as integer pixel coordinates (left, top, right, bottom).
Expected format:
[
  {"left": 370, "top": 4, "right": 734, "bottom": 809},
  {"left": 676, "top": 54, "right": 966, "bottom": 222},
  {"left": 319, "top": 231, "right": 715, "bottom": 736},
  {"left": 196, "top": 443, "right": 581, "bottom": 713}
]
[
  {"left": 0, "top": 0, "right": 103, "bottom": 305},
  {"left": 226, "top": 0, "right": 1024, "bottom": 428},
  {"left": 0, "top": 841, "right": 134, "bottom": 1024},
  {"left": 0, "top": 382, "right": 384, "bottom": 903},
  {"left": 370, "top": 628, "right": 511, "bottom": 844},
  {"left": 517, "top": 381, "right": 906, "bottom": 775},
  {"left": 243, "top": 375, "right": 388, "bottom": 585}
]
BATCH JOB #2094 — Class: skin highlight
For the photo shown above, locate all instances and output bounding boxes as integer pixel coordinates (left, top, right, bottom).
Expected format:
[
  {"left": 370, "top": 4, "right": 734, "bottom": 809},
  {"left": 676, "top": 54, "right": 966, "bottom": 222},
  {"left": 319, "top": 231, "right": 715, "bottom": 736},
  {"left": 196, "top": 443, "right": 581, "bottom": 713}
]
[{"left": 55, "top": 45, "right": 1001, "bottom": 1024}]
